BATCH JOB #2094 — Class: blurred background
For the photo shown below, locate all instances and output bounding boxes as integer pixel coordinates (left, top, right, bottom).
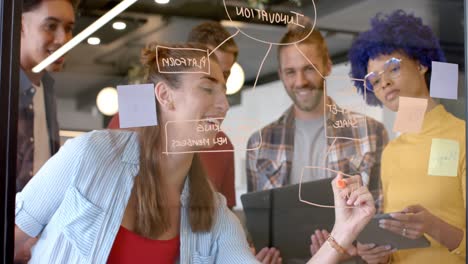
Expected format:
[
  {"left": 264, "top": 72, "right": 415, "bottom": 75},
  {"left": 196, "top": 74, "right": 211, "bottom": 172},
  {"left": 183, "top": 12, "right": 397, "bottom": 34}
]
[{"left": 54, "top": 0, "right": 465, "bottom": 207}]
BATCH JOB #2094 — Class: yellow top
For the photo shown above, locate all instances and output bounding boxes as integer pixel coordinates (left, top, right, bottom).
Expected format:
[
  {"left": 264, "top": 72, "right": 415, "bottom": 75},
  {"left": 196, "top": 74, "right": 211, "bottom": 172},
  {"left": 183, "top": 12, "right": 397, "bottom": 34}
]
[{"left": 382, "top": 105, "right": 466, "bottom": 264}]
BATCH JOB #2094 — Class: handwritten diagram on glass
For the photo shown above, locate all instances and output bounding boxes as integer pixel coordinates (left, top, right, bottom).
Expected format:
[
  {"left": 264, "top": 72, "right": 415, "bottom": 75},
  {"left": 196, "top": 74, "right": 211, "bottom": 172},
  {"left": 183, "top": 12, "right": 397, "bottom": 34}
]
[
  {"left": 428, "top": 138, "right": 460, "bottom": 177},
  {"left": 298, "top": 167, "right": 362, "bottom": 208},
  {"left": 156, "top": 45, "right": 210, "bottom": 74},
  {"left": 163, "top": 117, "right": 262, "bottom": 154},
  {"left": 222, "top": 0, "right": 317, "bottom": 45},
  {"left": 324, "top": 76, "right": 368, "bottom": 141},
  {"left": 393, "top": 97, "right": 427, "bottom": 133},
  {"left": 222, "top": 0, "right": 317, "bottom": 92}
]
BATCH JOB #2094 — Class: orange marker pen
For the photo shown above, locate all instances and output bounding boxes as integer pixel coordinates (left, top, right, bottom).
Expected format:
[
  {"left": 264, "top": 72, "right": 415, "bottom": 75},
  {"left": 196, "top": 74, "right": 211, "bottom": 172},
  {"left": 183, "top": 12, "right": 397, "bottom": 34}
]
[{"left": 337, "top": 178, "right": 347, "bottom": 189}]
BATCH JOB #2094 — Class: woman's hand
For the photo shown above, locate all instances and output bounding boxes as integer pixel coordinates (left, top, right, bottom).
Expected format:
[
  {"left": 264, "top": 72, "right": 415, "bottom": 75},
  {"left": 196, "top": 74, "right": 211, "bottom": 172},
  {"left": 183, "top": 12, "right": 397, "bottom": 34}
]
[
  {"left": 310, "top": 229, "right": 357, "bottom": 260},
  {"left": 378, "top": 205, "right": 434, "bottom": 240},
  {"left": 255, "top": 247, "right": 282, "bottom": 264},
  {"left": 332, "top": 174, "right": 376, "bottom": 242},
  {"left": 310, "top": 229, "right": 329, "bottom": 256},
  {"left": 357, "top": 242, "right": 394, "bottom": 264},
  {"left": 306, "top": 174, "right": 376, "bottom": 264}
]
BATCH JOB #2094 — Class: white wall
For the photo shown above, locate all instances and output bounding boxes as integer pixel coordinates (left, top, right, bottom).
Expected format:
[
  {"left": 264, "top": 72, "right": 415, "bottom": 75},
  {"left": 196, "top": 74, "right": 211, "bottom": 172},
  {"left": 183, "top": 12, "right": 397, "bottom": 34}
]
[{"left": 224, "top": 63, "right": 397, "bottom": 209}]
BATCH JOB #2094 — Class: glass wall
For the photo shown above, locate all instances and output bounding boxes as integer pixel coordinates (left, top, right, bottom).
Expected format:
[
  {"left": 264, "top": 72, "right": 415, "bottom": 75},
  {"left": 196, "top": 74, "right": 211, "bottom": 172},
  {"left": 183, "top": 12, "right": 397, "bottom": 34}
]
[{"left": 4, "top": 0, "right": 466, "bottom": 263}]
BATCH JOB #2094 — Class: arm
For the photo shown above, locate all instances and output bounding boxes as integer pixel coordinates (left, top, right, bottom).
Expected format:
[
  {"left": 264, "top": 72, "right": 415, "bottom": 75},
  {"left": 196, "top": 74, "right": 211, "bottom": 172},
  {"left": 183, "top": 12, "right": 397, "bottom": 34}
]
[
  {"left": 15, "top": 135, "right": 87, "bottom": 251},
  {"left": 450, "top": 156, "right": 467, "bottom": 257},
  {"left": 215, "top": 206, "right": 262, "bottom": 264},
  {"left": 366, "top": 122, "right": 389, "bottom": 213},
  {"left": 14, "top": 226, "right": 31, "bottom": 257},
  {"left": 246, "top": 133, "right": 261, "bottom": 192},
  {"left": 427, "top": 142, "right": 466, "bottom": 255},
  {"left": 308, "top": 227, "right": 355, "bottom": 264},
  {"left": 308, "top": 175, "right": 376, "bottom": 264},
  {"left": 379, "top": 152, "right": 466, "bottom": 258}
]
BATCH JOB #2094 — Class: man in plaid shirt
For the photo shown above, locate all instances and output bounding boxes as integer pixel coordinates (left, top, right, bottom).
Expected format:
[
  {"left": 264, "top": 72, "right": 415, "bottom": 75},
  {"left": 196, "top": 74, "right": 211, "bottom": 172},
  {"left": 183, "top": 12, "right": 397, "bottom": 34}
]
[
  {"left": 245, "top": 27, "right": 388, "bottom": 206},
  {"left": 245, "top": 22, "right": 389, "bottom": 262}
]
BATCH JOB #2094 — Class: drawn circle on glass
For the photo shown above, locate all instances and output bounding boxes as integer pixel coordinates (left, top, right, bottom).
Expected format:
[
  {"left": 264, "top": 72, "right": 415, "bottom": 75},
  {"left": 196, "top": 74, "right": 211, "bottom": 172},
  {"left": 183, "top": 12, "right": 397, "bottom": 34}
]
[{"left": 222, "top": 0, "right": 317, "bottom": 45}]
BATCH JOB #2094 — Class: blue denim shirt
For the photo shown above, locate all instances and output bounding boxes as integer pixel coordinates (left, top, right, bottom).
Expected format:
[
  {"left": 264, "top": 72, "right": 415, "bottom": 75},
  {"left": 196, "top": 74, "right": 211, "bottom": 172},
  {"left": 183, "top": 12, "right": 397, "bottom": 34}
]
[{"left": 16, "top": 130, "right": 259, "bottom": 263}]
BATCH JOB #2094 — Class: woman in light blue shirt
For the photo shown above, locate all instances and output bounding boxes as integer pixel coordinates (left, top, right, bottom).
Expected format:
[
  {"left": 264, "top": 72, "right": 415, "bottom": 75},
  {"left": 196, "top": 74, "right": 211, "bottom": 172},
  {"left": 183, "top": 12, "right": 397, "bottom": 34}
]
[{"left": 14, "top": 42, "right": 376, "bottom": 264}]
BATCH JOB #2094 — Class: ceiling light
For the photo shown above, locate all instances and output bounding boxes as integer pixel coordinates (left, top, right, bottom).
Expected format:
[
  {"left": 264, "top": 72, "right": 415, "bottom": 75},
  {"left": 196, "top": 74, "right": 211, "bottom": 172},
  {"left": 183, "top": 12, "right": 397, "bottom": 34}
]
[
  {"left": 113, "top": 21, "right": 127, "bottom": 30},
  {"left": 155, "top": 0, "right": 170, "bottom": 4},
  {"left": 226, "top": 62, "right": 245, "bottom": 95},
  {"left": 96, "top": 87, "right": 119, "bottom": 116},
  {"left": 32, "top": 0, "right": 137, "bottom": 73},
  {"left": 87, "top": 37, "right": 101, "bottom": 45}
]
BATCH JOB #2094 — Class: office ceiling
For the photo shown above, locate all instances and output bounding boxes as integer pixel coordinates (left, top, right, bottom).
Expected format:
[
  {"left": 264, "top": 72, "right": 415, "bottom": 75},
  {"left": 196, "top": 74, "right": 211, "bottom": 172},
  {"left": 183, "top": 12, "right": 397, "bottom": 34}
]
[{"left": 52, "top": 0, "right": 464, "bottom": 108}]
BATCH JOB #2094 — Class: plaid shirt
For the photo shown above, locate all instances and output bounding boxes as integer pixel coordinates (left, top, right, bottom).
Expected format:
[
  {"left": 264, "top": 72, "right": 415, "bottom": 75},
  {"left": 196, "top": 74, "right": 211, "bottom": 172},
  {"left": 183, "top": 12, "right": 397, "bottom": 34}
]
[{"left": 246, "top": 98, "right": 388, "bottom": 205}]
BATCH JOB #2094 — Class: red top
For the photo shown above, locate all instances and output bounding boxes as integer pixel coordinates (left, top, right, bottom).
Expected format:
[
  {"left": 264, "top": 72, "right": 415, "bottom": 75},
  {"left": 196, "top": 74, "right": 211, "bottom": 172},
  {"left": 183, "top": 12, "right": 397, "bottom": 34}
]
[
  {"left": 107, "top": 114, "right": 236, "bottom": 208},
  {"left": 107, "top": 226, "right": 180, "bottom": 264}
]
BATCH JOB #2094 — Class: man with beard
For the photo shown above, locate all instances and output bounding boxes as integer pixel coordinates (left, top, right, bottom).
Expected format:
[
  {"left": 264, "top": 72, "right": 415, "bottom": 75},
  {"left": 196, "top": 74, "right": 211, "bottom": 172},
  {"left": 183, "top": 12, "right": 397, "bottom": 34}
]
[{"left": 245, "top": 25, "right": 388, "bottom": 260}]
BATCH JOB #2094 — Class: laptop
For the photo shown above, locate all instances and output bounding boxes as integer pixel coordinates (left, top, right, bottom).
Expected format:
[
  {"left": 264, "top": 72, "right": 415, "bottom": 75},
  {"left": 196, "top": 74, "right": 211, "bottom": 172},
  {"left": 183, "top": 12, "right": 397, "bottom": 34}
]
[{"left": 241, "top": 178, "right": 336, "bottom": 263}]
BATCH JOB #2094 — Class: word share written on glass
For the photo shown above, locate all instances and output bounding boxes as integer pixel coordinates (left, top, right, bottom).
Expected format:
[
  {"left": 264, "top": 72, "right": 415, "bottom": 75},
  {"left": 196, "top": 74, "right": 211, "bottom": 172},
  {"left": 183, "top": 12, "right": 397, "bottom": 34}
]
[
  {"left": 324, "top": 76, "right": 368, "bottom": 141},
  {"left": 156, "top": 45, "right": 210, "bottom": 74},
  {"left": 163, "top": 117, "right": 262, "bottom": 154}
]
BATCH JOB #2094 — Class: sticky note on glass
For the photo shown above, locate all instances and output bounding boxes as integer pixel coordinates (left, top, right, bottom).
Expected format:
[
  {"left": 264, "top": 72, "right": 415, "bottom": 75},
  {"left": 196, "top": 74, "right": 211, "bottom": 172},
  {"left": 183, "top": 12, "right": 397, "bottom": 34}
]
[
  {"left": 117, "top": 84, "right": 157, "bottom": 128},
  {"left": 430, "top": 61, "right": 458, "bottom": 100},
  {"left": 428, "top": 138, "right": 459, "bottom": 177},
  {"left": 393, "top": 97, "right": 427, "bottom": 133}
]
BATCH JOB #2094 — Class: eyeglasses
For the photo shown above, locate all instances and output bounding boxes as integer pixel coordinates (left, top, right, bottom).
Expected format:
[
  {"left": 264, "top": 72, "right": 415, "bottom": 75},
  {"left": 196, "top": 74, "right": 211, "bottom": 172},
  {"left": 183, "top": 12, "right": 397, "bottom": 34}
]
[{"left": 364, "top": 57, "right": 402, "bottom": 92}]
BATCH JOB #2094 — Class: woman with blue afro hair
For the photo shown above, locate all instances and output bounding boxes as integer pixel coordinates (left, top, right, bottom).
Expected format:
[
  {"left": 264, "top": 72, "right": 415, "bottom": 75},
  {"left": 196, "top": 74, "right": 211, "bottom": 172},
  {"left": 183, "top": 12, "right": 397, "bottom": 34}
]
[{"left": 349, "top": 10, "right": 466, "bottom": 264}]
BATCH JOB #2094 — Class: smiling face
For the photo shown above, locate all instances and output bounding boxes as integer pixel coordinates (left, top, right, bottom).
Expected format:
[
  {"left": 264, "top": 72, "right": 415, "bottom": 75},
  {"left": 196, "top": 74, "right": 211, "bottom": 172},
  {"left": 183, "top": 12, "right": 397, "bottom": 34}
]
[
  {"left": 163, "top": 59, "right": 229, "bottom": 150},
  {"left": 366, "top": 52, "right": 429, "bottom": 112},
  {"left": 21, "top": 0, "right": 75, "bottom": 72},
  {"left": 278, "top": 43, "right": 330, "bottom": 115}
]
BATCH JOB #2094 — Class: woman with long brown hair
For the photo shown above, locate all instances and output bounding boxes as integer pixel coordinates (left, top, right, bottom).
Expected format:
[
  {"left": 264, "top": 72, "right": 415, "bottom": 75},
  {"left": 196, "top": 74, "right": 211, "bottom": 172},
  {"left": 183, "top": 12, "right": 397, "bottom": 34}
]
[{"left": 14, "top": 42, "right": 376, "bottom": 264}]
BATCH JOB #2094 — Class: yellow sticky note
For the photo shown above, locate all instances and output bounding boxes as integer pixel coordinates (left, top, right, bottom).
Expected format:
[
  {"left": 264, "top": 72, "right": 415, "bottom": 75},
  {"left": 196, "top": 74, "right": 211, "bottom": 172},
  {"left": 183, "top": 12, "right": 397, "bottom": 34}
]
[{"left": 428, "top": 139, "right": 459, "bottom": 177}]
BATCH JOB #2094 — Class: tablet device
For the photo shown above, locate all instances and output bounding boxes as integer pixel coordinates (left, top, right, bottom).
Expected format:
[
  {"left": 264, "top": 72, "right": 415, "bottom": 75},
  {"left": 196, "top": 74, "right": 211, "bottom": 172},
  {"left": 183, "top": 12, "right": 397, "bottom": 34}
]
[
  {"left": 240, "top": 188, "right": 271, "bottom": 250},
  {"left": 241, "top": 178, "right": 335, "bottom": 262},
  {"left": 357, "top": 213, "right": 431, "bottom": 250}
]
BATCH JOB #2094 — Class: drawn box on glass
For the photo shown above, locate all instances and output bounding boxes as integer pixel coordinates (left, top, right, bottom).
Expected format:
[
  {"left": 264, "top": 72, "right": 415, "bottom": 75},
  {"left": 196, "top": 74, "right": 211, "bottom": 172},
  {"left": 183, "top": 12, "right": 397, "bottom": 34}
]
[
  {"left": 298, "top": 167, "right": 361, "bottom": 207},
  {"left": 223, "top": 0, "right": 317, "bottom": 45},
  {"left": 163, "top": 117, "right": 262, "bottom": 154},
  {"left": 324, "top": 76, "right": 368, "bottom": 141},
  {"left": 156, "top": 45, "right": 210, "bottom": 74}
]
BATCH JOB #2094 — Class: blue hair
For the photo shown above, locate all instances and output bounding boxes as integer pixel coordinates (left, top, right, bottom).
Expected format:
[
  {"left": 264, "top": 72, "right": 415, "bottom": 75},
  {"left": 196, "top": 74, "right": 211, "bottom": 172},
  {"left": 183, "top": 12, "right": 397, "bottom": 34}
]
[{"left": 348, "top": 10, "right": 446, "bottom": 106}]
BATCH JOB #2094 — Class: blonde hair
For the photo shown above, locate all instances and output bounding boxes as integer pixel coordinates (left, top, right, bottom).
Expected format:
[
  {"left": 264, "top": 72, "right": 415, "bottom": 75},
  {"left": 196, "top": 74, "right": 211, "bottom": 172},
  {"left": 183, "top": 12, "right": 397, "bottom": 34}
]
[
  {"left": 278, "top": 18, "right": 330, "bottom": 65},
  {"left": 133, "top": 42, "right": 216, "bottom": 238},
  {"left": 187, "top": 21, "right": 239, "bottom": 60}
]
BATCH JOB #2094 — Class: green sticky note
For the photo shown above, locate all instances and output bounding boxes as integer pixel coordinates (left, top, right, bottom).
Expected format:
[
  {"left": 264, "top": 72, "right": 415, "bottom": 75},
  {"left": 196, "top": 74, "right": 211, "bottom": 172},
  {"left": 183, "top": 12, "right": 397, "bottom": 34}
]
[{"left": 428, "top": 139, "right": 459, "bottom": 177}]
